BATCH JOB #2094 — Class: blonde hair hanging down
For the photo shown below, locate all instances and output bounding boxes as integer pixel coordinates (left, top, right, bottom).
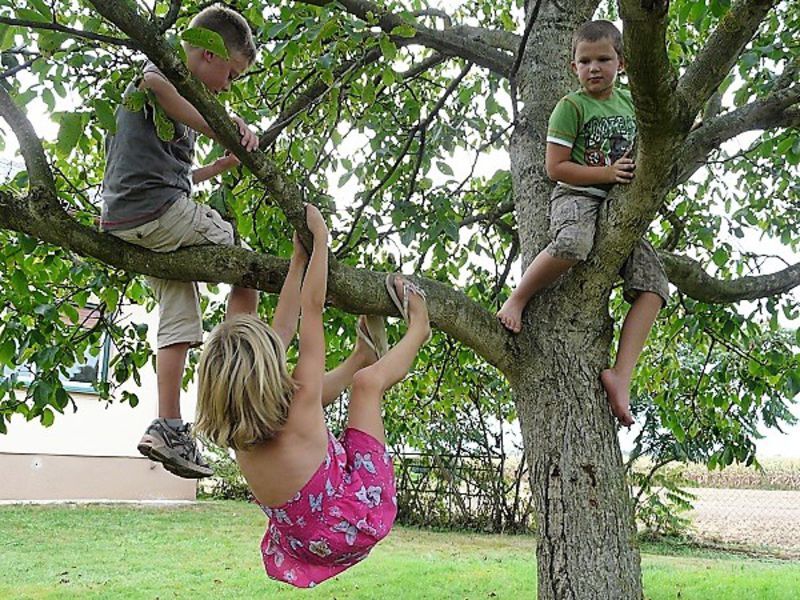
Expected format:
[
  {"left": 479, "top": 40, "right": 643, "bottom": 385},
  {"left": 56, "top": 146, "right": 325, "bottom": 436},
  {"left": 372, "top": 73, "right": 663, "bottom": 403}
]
[{"left": 196, "top": 314, "right": 296, "bottom": 451}]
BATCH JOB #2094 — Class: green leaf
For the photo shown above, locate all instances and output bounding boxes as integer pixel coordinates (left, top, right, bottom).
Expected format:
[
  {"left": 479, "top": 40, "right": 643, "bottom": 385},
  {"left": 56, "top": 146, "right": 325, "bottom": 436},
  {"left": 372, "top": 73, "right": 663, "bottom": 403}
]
[
  {"left": 56, "top": 112, "right": 85, "bottom": 158},
  {"left": 390, "top": 24, "right": 417, "bottom": 38},
  {"left": 437, "top": 161, "right": 454, "bottom": 176},
  {"left": 711, "top": 248, "right": 728, "bottom": 267},
  {"left": 0, "top": 339, "right": 16, "bottom": 366},
  {"left": 93, "top": 99, "right": 117, "bottom": 134},
  {"left": 0, "top": 25, "right": 14, "bottom": 51},
  {"left": 180, "top": 27, "right": 229, "bottom": 60},
  {"left": 14, "top": 8, "right": 49, "bottom": 23},
  {"left": 302, "top": 147, "right": 317, "bottom": 170},
  {"left": 362, "top": 82, "right": 376, "bottom": 105},
  {"left": 776, "top": 137, "right": 794, "bottom": 155},
  {"left": 152, "top": 104, "right": 175, "bottom": 141},
  {"left": 123, "top": 90, "right": 147, "bottom": 113},
  {"left": 38, "top": 32, "right": 68, "bottom": 56},
  {"left": 379, "top": 37, "right": 397, "bottom": 61},
  {"left": 61, "top": 304, "right": 79, "bottom": 324},
  {"left": 40, "top": 408, "right": 54, "bottom": 427},
  {"left": 11, "top": 270, "right": 28, "bottom": 295}
]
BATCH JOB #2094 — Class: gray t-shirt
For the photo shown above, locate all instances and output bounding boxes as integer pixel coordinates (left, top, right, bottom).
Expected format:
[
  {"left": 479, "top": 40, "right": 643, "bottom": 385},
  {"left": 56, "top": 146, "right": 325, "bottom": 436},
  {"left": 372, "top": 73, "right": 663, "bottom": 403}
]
[{"left": 101, "top": 62, "right": 197, "bottom": 231}]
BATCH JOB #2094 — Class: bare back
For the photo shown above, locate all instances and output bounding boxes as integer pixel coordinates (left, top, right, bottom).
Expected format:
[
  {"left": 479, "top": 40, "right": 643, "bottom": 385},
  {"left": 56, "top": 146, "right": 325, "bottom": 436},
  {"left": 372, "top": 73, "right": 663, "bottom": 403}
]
[{"left": 236, "top": 388, "right": 328, "bottom": 507}]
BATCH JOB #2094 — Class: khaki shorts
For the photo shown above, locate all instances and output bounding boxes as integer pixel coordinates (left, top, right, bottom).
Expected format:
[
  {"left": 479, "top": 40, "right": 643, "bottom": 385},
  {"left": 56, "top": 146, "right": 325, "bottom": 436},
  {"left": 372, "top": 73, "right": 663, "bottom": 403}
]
[
  {"left": 545, "top": 186, "right": 670, "bottom": 306},
  {"left": 111, "top": 195, "right": 235, "bottom": 348}
]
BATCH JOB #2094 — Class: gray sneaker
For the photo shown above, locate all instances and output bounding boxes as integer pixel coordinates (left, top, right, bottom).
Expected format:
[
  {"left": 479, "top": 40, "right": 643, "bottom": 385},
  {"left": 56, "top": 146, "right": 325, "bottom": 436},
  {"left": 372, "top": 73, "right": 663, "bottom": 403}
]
[{"left": 137, "top": 418, "right": 213, "bottom": 479}]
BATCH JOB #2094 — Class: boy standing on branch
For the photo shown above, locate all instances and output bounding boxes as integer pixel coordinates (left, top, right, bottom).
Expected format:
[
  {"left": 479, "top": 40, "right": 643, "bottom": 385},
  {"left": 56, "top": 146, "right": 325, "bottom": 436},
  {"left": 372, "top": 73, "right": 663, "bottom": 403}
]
[{"left": 100, "top": 5, "right": 259, "bottom": 477}]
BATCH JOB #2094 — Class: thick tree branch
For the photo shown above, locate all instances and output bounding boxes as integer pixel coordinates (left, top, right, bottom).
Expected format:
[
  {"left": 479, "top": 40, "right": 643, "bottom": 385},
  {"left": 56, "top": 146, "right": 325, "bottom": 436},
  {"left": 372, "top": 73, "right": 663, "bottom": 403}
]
[
  {"left": 0, "top": 16, "right": 135, "bottom": 48},
  {"left": 0, "top": 86, "right": 54, "bottom": 190},
  {"left": 294, "top": 0, "right": 514, "bottom": 77},
  {"left": 451, "top": 26, "right": 521, "bottom": 54},
  {"left": 0, "top": 190, "right": 514, "bottom": 372},
  {"left": 677, "top": 0, "right": 778, "bottom": 123},
  {"left": 673, "top": 86, "right": 800, "bottom": 186},
  {"left": 619, "top": 0, "right": 682, "bottom": 137},
  {"left": 661, "top": 252, "right": 800, "bottom": 303}
]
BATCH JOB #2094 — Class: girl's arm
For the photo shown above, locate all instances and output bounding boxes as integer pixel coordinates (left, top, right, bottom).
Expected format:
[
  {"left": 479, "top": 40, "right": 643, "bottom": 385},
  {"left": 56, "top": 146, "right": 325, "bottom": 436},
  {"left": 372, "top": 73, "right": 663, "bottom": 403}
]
[
  {"left": 271, "top": 233, "right": 309, "bottom": 349},
  {"left": 291, "top": 206, "right": 329, "bottom": 406}
]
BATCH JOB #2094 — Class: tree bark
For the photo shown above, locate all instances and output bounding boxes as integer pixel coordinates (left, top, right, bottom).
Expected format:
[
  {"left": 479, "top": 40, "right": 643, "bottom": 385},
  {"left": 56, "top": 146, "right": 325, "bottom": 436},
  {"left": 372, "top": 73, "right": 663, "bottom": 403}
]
[{"left": 512, "top": 311, "right": 641, "bottom": 599}]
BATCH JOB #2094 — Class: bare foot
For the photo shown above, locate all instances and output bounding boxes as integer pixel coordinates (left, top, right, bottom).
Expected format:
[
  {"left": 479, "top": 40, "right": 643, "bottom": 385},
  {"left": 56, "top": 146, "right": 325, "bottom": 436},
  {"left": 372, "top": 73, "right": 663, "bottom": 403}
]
[
  {"left": 355, "top": 316, "right": 381, "bottom": 365},
  {"left": 496, "top": 296, "right": 524, "bottom": 333},
  {"left": 395, "top": 277, "right": 430, "bottom": 340},
  {"left": 601, "top": 368, "right": 634, "bottom": 427}
]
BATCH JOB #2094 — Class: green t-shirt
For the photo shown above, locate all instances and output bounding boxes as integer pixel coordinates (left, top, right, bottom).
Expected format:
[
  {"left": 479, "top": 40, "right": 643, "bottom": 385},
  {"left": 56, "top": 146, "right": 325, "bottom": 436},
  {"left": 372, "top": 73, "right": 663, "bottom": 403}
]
[{"left": 546, "top": 88, "right": 637, "bottom": 197}]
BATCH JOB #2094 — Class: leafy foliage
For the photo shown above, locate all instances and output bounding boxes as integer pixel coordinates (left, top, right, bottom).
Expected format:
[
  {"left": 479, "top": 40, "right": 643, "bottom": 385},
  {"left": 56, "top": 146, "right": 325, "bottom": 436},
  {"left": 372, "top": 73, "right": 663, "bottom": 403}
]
[{"left": 630, "top": 465, "right": 695, "bottom": 537}]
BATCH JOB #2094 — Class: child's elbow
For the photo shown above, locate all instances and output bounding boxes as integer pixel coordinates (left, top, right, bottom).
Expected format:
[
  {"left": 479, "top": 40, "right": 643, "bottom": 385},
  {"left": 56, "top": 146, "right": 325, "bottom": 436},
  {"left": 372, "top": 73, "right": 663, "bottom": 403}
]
[{"left": 545, "top": 164, "right": 559, "bottom": 182}]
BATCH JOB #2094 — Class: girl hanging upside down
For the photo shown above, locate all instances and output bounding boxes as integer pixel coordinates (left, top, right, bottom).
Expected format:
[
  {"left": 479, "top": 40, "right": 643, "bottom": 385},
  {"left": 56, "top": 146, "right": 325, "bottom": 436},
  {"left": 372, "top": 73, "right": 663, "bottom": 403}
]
[{"left": 195, "top": 204, "right": 430, "bottom": 588}]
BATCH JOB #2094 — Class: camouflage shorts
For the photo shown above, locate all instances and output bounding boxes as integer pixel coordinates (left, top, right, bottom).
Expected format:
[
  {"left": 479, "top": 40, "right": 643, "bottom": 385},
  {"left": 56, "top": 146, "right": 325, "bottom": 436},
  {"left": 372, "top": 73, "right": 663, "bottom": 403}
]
[{"left": 545, "top": 186, "right": 670, "bottom": 306}]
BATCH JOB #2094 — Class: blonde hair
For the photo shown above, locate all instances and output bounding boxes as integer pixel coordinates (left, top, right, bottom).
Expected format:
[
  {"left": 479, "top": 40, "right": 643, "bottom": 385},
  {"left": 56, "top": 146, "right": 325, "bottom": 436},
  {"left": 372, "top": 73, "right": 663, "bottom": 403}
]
[
  {"left": 188, "top": 4, "right": 257, "bottom": 64},
  {"left": 196, "top": 314, "right": 295, "bottom": 451}
]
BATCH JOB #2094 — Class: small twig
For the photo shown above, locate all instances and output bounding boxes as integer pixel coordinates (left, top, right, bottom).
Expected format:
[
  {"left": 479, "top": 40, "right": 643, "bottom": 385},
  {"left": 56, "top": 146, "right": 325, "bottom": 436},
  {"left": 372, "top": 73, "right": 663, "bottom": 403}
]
[
  {"left": 509, "top": 0, "right": 542, "bottom": 122},
  {"left": 158, "top": 0, "right": 183, "bottom": 34},
  {"left": 0, "top": 17, "right": 135, "bottom": 48}
]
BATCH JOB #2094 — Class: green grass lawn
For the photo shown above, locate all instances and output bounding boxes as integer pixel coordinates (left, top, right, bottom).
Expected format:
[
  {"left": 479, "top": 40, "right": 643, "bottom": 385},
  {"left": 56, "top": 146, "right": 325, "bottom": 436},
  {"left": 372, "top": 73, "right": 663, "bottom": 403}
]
[{"left": 1, "top": 501, "right": 798, "bottom": 599}]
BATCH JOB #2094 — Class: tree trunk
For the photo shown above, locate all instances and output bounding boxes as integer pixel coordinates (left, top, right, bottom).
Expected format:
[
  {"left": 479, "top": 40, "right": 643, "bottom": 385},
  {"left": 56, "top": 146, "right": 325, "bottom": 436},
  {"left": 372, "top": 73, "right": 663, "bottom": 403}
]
[
  {"left": 508, "top": 2, "right": 644, "bottom": 597},
  {"left": 511, "top": 307, "right": 643, "bottom": 599}
]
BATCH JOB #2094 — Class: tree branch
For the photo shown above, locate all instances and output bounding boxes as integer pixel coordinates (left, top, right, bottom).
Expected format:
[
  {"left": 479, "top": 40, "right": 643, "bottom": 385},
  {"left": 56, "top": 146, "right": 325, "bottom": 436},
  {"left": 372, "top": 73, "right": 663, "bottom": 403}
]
[
  {"left": 619, "top": 0, "right": 682, "bottom": 138},
  {"left": 0, "top": 57, "right": 40, "bottom": 80},
  {"left": 261, "top": 47, "right": 384, "bottom": 147},
  {"left": 0, "top": 189, "right": 514, "bottom": 372},
  {"left": 661, "top": 251, "right": 800, "bottom": 303},
  {"left": 294, "top": 0, "right": 514, "bottom": 77},
  {"left": 673, "top": 86, "right": 800, "bottom": 186},
  {"left": 0, "top": 16, "right": 135, "bottom": 48},
  {"left": 451, "top": 26, "right": 521, "bottom": 54},
  {"left": 677, "top": 0, "right": 778, "bottom": 123},
  {"left": 0, "top": 86, "right": 54, "bottom": 190},
  {"left": 459, "top": 199, "right": 515, "bottom": 228},
  {"left": 158, "top": 0, "right": 183, "bottom": 34}
]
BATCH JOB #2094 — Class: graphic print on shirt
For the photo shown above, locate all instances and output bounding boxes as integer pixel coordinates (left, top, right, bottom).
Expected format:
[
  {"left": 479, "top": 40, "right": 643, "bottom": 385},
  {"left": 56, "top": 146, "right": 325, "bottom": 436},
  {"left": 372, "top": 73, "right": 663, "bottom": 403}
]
[{"left": 582, "top": 115, "right": 636, "bottom": 166}]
